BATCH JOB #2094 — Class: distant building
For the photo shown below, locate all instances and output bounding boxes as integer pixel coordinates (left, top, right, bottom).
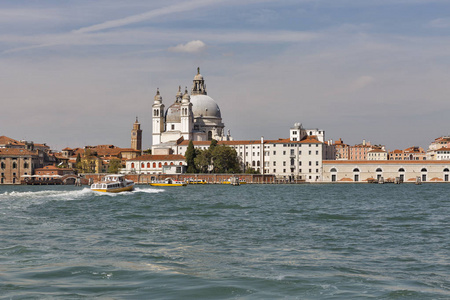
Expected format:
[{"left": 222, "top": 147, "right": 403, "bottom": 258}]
[
  {"left": 367, "top": 148, "right": 388, "bottom": 160},
  {"left": 131, "top": 117, "right": 142, "bottom": 152},
  {"left": 427, "top": 136, "right": 450, "bottom": 160},
  {"left": 123, "top": 153, "right": 186, "bottom": 174},
  {"left": 0, "top": 148, "right": 38, "bottom": 184},
  {"left": 333, "top": 138, "right": 349, "bottom": 160},
  {"left": 389, "top": 146, "right": 426, "bottom": 161},
  {"left": 323, "top": 161, "right": 450, "bottom": 183}
]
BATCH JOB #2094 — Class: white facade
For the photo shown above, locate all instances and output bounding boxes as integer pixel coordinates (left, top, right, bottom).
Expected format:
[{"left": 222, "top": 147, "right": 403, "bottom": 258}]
[
  {"left": 123, "top": 154, "right": 186, "bottom": 175},
  {"left": 323, "top": 161, "right": 450, "bottom": 183},
  {"left": 164, "top": 123, "right": 333, "bottom": 182}
]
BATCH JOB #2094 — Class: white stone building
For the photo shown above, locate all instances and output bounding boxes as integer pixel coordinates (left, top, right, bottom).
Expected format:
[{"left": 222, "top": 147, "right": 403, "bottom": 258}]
[
  {"left": 123, "top": 154, "right": 186, "bottom": 175},
  {"left": 163, "top": 123, "right": 334, "bottom": 182},
  {"left": 323, "top": 160, "right": 450, "bottom": 183}
]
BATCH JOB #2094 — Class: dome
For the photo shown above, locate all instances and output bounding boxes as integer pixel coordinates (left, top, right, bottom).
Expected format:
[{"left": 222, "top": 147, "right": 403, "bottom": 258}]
[
  {"left": 165, "top": 102, "right": 181, "bottom": 123},
  {"left": 194, "top": 73, "right": 203, "bottom": 81},
  {"left": 190, "top": 95, "right": 221, "bottom": 118}
]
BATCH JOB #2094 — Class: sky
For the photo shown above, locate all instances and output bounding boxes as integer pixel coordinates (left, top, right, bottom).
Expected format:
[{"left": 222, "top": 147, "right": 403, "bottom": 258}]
[{"left": 1, "top": 0, "right": 450, "bottom": 151}]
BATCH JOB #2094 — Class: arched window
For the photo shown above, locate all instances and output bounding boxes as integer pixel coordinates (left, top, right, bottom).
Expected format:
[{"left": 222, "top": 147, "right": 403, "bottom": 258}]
[
  {"left": 164, "top": 162, "right": 168, "bottom": 165},
  {"left": 353, "top": 168, "right": 360, "bottom": 172},
  {"left": 330, "top": 168, "right": 337, "bottom": 172},
  {"left": 153, "top": 162, "right": 156, "bottom": 168},
  {"left": 24, "top": 163, "right": 29, "bottom": 169},
  {"left": 158, "top": 162, "right": 162, "bottom": 168},
  {"left": 207, "top": 131, "right": 213, "bottom": 141},
  {"left": 376, "top": 168, "right": 382, "bottom": 172},
  {"left": 421, "top": 168, "right": 427, "bottom": 172},
  {"left": 398, "top": 168, "right": 405, "bottom": 172},
  {"left": 131, "top": 163, "right": 135, "bottom": 169},
  {"left": 0, "top": 162, "right": 5, "bottom": 169},
  {"left": 12, "top": 162, "right": 17, "bottom": 169},
  {"left": 444, "top": 168, "right": 449, "bottom": 172},
  {"left": 147, "top": 162, "right": 150, "bottom": 168},
  {"left": 141, "top": 163, "right": 145, "bottom": 168},
  {"left": 170, "top": 162, "right": 174, "bottom": 165},
  {"left": 179, "top": 162, "right": 183, "bottom": 165}
]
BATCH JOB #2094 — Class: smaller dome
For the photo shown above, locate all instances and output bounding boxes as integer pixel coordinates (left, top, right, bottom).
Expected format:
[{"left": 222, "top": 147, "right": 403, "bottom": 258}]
[
  {"left": 154, "top": 88, "right": 162, "bottom": 102},
  {"left": 165, "top": 102, "right": 181, "bottom": 123},
  {"left": 194, "top": 67, "right": 203, "bottom": 81}
]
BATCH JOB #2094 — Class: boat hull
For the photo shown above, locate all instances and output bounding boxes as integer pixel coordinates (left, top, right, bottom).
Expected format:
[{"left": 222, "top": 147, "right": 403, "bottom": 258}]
[
  {"left": 91, "top": 185, "right": 134, "bottom": 193},
  {"left": 149, "top": 183, "right": 187, "bottom": 187}
]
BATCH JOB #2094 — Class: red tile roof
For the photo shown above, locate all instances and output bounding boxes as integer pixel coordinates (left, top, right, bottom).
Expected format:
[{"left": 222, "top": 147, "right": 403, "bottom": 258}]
[{"left": 0, "top": 148, "right": 38, "bottom": 156}]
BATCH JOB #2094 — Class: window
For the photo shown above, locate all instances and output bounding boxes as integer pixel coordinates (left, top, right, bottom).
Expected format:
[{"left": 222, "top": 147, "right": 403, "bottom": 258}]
[
  {"left": 283, "top": 151, "right": 286, "bottom": 155},
  {"left": 147, "top": 163, "right": 150, "bottom": 168},
  {"left": 131, "top": 163, "right": 135, "bottom": 169},
  {"left": 273, "top": 161, "right": 276, "bottom": 166},
  {"left": 421, "top": 168, "right": 427, "bottom": 172},
  {"left": 299, "top": 151, "right": 302, "bottom": 155},
  {"left": 316, "top": 161, "right": 319, "bottom": 166},
  {"left": 309, "top": 161, "right": 312, "bottom": 166},
  {"left": 290, "top": 149, "right": 294, "bottom": 155},
  {"left": 398, "top": 168, "right": 405, "bottom": 172},
  {"left": 353, "top": 168, "right": 360, "bottom": 172},
  {"left": 283, "top": 161, "right": 286, "bottom": 166},
  {"left": 141, "top": 163, "right": 145, "bottom": 168},
  {"left": 12, "top": 162, "right": 17, "bottom": 169},
  {"left": 153, "top": 162, "right": 156, "bottom": 168},
  {"left": 273, "top": 151, "right": 276, "bottom": 155}
]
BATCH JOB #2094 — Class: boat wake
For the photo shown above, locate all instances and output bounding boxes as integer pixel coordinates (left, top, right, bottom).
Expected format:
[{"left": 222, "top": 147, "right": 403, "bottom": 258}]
[
  {"left": 0, "top": 188, "right": 94, "bottom": 201},
  {"left": 0, "top": 186, "right": 164, "bottom": 203}
]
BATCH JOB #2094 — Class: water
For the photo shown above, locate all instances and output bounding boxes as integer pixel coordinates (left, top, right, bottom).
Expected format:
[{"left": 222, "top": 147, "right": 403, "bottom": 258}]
[{"left": 0, "top": 184, "right": 449, "bottom": 299}]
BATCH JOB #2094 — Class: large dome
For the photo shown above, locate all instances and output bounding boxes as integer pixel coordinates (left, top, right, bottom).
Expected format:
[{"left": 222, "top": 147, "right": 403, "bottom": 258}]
[{"left": 190, "top": 95, "right": 221, "bottom": 118}]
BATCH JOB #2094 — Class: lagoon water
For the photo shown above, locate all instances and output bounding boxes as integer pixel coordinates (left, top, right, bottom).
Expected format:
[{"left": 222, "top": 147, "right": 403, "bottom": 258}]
[{"left": 0, "top": 184, "right": 449, "bottom": 299}]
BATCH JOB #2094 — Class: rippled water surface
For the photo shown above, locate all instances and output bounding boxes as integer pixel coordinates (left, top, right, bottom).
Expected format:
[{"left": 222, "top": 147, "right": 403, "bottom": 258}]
[{"left": 1, "top": 184, "right": 449, "bottom": 299}]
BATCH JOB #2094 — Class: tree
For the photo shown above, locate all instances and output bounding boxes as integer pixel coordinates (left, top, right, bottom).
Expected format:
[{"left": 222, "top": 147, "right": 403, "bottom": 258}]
[
  {"left": 211, "top": 145, "right": 241, "bottom": 173},
  {"left": 185, "top": 140, "right": 197, "bottom": 173},
  {"left": 194, "top": 149, "right": 211, "bottom": 173},
  {"left": 75, "top": 153, "right": 82, "bottom": 172},
  {"left": 108, "top": 158, "right": 122, "bottom": 173}
]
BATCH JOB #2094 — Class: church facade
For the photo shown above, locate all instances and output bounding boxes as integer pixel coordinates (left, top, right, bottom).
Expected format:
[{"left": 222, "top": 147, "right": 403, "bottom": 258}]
[{"left": 152, "top": 68, "right": 232, "bottom": 149}]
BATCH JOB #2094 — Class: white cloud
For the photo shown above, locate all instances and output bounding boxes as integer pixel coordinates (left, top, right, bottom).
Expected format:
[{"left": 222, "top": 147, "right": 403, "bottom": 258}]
[{"left": 168, "top": 40, "right": 207, "bottom": 53}]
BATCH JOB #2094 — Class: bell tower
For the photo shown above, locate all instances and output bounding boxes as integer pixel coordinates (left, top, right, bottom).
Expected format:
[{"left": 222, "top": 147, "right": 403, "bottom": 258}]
[
  {"left": 131, "top": 117, "right": 142, "bottom": 151},
  {"left": 181, "top": 87, "right": 193, "bottom": 140},
  {"left": 191, "top": 67, "right": 207, "bottom": 95},
  {"left": 152, "top": 88, "right": 165, "bottom": 146}
]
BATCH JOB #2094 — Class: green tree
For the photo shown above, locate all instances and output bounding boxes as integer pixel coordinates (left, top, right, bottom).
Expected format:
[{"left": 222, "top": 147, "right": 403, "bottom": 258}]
[
  {"left": 211, "top": 145, "right": 241, "bottom": 173},
  {"left": 194, "top": 149, "right": 211, "bottom": 173},
  {"left": 108, "top": 158, "right": 122, "bottom": 173},
  {"left": 75, "top": 153, "right": 82, "bottom": 172},
  {"left": 185, "top": 140, "right": 197, "bottom": 173}
]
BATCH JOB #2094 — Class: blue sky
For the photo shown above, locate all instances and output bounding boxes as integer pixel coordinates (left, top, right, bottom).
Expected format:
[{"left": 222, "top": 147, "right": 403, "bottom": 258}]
[{"left": 1, "top": 0, "right": 450, "bottom": 150}]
